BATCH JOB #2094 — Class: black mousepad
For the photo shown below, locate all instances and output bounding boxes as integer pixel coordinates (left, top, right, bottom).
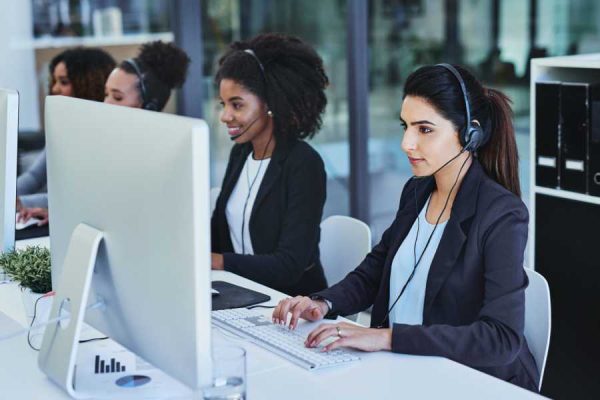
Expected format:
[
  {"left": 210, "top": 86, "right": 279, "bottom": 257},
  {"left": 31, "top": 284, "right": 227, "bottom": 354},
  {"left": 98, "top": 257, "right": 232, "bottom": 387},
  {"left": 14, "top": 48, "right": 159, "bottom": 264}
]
[
  {"left": 211, "top": 281, "right": 271, "bottom": 310},
  {"left": 15, "top": 225, "right": 50, "bottom": 240}
]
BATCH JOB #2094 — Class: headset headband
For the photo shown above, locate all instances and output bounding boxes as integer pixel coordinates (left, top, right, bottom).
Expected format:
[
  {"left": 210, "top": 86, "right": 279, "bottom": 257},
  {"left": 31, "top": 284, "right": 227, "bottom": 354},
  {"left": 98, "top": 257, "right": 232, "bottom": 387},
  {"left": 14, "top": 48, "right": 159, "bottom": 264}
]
[
  {"left": 437, "top": 63, "right": 471, "bottom": 134},
  {"left": 243, "top": 49, "right": 265, "bottom": 73},
  {"left": 124, "top": 58, "right": 147, "bottom": 104}
]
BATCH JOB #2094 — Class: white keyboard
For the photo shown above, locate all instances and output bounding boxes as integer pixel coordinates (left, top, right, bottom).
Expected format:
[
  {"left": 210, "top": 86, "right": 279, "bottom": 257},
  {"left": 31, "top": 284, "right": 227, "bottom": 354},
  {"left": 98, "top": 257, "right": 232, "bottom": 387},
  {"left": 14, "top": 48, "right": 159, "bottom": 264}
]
[{"left": 212, "top": 308, "right": 360, "bottom": 370}]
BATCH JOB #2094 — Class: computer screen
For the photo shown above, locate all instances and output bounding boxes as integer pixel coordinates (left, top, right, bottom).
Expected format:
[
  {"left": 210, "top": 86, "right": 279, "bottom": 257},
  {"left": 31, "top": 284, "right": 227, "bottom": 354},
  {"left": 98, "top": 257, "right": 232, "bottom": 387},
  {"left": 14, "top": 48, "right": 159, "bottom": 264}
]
[
  {"left": 0, "top": 89, "right": 17, "bottom": 254},
  {"left": 41, "top": 96, "right": 212, "bottom": 391}
]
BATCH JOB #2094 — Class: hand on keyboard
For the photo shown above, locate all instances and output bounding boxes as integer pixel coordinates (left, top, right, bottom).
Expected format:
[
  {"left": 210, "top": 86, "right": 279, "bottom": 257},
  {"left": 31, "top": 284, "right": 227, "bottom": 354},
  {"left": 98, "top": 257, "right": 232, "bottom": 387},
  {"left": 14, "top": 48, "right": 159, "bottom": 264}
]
[
  {"left": 272, "top": 296, "right": 328, "bottom": 330},
  {"left": 306, "top": 321, "right": 393, "bottom": 353}
]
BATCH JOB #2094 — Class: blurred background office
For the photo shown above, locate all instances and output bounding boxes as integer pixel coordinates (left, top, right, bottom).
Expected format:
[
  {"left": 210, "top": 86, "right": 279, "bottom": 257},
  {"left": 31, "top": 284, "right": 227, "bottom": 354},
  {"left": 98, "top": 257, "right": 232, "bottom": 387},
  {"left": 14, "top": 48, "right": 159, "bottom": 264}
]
[
  {"left": 1, "top": 0, "right": 600, "bottom": 398},
  {"left": 4, "top": 0, "right": 600, "bottom": 243}
]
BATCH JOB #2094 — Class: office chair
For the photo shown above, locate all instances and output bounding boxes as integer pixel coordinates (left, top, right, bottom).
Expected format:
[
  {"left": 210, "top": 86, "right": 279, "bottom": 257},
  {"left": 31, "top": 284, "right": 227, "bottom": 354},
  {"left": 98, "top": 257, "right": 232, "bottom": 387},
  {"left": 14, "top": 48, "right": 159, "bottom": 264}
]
[{"left": 524, "top": 267, "right": 552, "bottom": 390}]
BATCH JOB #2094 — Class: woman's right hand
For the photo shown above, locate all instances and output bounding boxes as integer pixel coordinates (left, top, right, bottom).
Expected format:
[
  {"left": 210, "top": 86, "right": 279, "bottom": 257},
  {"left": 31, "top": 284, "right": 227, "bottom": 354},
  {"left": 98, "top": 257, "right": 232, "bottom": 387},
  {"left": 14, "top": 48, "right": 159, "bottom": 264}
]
[
  {"left": 272, "top": 296, "right": 328, "bottom": 330},
  {"left": 17, "top": 207, "right": 49, "bottom": 225}
]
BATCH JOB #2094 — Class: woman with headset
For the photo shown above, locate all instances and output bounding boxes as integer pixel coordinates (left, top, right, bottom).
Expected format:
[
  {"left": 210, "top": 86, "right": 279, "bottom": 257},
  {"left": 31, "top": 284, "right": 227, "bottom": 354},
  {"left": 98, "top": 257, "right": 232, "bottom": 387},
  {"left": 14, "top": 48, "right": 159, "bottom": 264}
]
[
  {"left": 211, "top": 33, "right": 329, "bottom": 296},
  {"left": 104, "top": 40, "right": 190, "bottom": 111},
  {"left": 17, "top": 47, "right": 116, "bottom": 225},
  {"left": 272, "top": 64, "right": 540, "bottom": 392}
]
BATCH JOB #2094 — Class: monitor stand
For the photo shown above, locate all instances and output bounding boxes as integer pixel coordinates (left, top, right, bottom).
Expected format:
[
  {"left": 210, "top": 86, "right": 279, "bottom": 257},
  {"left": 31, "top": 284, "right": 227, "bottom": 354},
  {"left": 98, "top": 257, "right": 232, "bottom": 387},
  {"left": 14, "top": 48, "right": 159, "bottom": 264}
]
[{"left": 38, "top": 223, "right": 104, "bottom": 399}]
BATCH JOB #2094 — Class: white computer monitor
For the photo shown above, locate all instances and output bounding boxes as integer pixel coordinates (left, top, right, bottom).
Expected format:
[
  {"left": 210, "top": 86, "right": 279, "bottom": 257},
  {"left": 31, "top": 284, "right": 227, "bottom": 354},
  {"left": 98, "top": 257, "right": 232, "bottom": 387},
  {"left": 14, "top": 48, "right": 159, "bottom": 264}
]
[
  {"left": 0, "top": 89, "right": 17, "bottom": 252},
  {"left": 39, "top": 96, "right": 212, "bottom": 396}
]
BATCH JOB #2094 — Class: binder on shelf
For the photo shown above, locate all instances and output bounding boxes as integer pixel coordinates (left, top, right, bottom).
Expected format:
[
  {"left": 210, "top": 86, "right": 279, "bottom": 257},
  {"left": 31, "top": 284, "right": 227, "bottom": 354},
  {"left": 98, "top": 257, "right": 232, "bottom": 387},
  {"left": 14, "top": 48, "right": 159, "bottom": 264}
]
[
  {"left": 560, "top": 83, "right": 589, "bottom": 193},
  {"left": 588, "top": 84, "right": 600, "bottom": 197},
  {"left": 535, "top": 82, "right": 561, "bottom": 189}
]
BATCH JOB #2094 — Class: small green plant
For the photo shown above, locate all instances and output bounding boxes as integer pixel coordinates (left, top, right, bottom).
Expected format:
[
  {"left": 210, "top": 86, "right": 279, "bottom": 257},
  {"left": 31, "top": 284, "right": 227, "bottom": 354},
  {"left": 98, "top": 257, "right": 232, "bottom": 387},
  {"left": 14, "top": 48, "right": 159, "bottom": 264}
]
[{"left": 0, "top": 246, "right": 51, "bottom": 293}]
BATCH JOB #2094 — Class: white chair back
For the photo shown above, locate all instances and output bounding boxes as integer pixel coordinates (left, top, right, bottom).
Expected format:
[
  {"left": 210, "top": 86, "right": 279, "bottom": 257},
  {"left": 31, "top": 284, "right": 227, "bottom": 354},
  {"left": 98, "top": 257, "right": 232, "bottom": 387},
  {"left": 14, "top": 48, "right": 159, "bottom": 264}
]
[
  {"left": 524, "top": 267, "right": 551, "bottom": 390},
  {"left": 319, "top": 215, "right": 371, "bottom": 286}
]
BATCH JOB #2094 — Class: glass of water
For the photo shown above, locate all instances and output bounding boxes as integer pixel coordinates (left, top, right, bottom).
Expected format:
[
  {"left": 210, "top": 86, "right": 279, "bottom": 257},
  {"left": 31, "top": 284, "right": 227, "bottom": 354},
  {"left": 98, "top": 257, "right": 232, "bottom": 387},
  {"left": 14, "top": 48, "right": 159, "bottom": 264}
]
[{"left": 203, "top": 345, "right": 246, "bottom": 400}]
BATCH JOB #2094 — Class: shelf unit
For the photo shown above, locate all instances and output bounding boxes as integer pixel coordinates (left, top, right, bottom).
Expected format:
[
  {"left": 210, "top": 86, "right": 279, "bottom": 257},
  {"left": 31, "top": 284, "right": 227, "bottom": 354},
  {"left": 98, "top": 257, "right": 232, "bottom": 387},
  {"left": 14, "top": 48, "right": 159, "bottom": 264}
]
[
  {"left": 529, "top": 54, "right": 600, "bottom": 268},
  {"left": 27, "top": 32, "right": 174, "bottom": 49},
  {"left": 529, "top": 53, "right": 600, "bottom": 398}
]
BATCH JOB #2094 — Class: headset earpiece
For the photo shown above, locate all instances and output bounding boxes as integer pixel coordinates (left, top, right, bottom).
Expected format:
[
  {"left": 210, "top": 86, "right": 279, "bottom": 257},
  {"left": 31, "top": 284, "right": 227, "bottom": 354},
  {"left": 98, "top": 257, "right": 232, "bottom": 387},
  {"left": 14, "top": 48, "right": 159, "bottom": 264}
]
[
  {"left": 437, "top": 63, "right": 489, "bottom": 152},
  {"left": 124, "top": 59, "right": 161, "bottom": 112},
  {"left": 144, "top": 99, "right": 160, "bottom": 111},
  {"left": 463, "top": 120, "right": 484, "bottom": 152}
]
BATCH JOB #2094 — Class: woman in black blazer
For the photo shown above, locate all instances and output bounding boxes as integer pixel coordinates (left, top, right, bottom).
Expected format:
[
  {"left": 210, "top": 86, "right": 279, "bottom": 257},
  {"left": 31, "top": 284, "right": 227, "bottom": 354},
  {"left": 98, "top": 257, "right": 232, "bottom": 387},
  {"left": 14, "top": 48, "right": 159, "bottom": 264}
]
[
  {"left": 211, "top": 33, "right": 329, "bottom": 296},
  {"left": 273, "top": 64, "right": 540, "bottom": 392}
]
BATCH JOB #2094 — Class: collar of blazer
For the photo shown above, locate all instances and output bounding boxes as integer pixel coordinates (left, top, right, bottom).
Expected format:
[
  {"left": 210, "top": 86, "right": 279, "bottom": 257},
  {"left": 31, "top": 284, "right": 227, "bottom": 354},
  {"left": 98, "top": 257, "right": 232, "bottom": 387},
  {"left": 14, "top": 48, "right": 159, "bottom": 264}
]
[
  {"left": 381, "top": 159, "right": 485, "bottom": 320},
  {"left": 221, "top": 138, "right": 298, "bottom": 217}
]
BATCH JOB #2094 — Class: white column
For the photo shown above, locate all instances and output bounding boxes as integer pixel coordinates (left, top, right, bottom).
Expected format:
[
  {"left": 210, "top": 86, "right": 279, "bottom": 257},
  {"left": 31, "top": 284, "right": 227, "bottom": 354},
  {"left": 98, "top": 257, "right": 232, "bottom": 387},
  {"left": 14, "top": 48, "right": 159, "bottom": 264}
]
[{"left": 0, "top": 0, "right": 40, "bottom": 131}]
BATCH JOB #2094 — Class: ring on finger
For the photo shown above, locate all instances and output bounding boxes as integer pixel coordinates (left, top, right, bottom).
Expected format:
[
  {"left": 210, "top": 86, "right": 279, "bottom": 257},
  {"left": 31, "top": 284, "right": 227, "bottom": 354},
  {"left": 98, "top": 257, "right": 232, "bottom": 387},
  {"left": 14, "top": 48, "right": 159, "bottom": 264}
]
[{"left": 336, "top": 326, "right": 343, "bottom": 338}]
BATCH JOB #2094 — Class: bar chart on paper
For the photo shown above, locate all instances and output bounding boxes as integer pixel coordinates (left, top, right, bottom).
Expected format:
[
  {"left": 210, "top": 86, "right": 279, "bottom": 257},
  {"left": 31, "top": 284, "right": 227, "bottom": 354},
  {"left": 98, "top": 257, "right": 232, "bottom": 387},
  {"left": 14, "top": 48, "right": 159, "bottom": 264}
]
[
  {"left": 74, "top": 337, "right": 191, "bottom": 397},
  {"left": 94, "top": 354, "right": 127, "bottom": 374}
]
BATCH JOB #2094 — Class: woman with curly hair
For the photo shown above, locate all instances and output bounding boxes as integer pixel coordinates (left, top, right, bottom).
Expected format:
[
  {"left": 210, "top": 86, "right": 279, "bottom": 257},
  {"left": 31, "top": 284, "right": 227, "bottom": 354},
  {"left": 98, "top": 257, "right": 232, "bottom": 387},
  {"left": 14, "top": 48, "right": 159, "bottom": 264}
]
[
  {"left": 17, "top": 47, "right": 116, "bottom": 225},
  {"left": 210, "top": 33, "right": 330, "bottom": 296},
  {"left": 104, "top": 41, "right": 190, "bottom": 111}
]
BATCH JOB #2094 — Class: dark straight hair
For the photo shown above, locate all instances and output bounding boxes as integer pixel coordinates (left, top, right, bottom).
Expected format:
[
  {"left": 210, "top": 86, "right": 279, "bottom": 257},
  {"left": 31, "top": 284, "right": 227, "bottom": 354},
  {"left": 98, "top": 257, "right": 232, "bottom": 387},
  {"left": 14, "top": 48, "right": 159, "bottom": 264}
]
[{"left": 403, "top": 64, "right": 521, "bottom": 197}]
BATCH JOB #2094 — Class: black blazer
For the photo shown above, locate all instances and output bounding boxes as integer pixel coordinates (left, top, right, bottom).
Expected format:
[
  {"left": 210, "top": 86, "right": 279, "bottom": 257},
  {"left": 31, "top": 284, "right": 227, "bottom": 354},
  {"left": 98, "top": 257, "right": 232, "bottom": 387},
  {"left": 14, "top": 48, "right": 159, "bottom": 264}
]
[
  {"left": 211, "top": 138, "right": 328, "bottom": 296},
  {"left": 313, "top": 160, "right": 539, "bottom": 392}
]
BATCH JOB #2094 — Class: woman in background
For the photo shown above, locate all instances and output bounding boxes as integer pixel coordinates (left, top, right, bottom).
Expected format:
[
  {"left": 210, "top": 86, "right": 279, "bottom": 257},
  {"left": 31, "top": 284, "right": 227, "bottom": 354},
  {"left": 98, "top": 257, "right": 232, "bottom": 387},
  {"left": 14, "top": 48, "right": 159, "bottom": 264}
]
[
  {"left": 104, "top": 40, "right": 190, "bottom": 111},
  {"left": 17, "top": 47, "right": 115, "bottom": 225}
]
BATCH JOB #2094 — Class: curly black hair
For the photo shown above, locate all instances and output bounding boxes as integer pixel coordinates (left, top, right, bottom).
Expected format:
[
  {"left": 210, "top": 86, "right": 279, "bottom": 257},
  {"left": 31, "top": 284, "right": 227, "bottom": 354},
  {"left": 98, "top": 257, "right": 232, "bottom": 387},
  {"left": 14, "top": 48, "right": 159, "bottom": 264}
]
[
  {"left": 119, "top": 41, "right": 191, "bottom": 111},
  {"left": 215, "top": 33, "right": 329, "bottom": 140},
  {"left": 49, "top": 47, "right": 116, "bottom": 101}
]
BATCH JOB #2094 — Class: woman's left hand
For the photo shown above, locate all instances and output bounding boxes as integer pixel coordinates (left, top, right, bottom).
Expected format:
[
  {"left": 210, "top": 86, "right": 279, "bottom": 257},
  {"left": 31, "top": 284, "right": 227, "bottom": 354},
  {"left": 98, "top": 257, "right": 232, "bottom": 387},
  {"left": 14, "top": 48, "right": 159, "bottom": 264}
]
[
  {"left": 211, "top": 253, "right": 224, "bottom": 270},
  {"left": 305, "top": 322, "right": 392, "bottom": 352}
]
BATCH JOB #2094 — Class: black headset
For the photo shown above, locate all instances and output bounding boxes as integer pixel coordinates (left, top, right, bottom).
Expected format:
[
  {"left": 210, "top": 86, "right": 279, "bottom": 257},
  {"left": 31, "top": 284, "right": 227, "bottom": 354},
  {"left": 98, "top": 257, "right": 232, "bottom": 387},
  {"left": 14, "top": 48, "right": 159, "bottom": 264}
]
[
  {"left": 436, "top": 63, "right": 488, "bottom": 152},
  {"left": 124, "top": 59, "right": 160, "bottom": 111}
]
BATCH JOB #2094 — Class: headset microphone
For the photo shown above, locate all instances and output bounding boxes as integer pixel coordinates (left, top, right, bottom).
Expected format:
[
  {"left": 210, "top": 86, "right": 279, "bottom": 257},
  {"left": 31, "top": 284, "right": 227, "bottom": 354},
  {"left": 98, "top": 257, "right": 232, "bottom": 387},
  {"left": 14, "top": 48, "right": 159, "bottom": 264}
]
[
  {"left": 412, "top": 148, "right": 467, "bottom": 180},
  {"left": 229, "top": 114, "right": 262, "bottom": 141},
  {"left": 229, "top": 110, "right": 273, "bottom": 141}
]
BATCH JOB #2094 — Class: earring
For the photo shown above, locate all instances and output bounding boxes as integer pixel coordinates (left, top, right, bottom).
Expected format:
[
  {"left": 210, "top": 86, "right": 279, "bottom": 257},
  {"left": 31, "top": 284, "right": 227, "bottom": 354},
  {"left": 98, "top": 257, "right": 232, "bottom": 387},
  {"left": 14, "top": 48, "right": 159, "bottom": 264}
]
[{"left": 267, "top": 110, "right": 273, "bottom": 117}]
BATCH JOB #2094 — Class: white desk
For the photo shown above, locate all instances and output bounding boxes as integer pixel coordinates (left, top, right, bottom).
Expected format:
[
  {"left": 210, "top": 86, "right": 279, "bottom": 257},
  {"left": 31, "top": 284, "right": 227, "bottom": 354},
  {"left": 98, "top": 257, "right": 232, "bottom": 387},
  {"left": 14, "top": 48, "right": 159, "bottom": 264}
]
[
  {"left": 14, "top": 235, "right": 51, "bottom": 250},
  {"left": 0, "top": 241, "right": 545, "bottom": 399}
]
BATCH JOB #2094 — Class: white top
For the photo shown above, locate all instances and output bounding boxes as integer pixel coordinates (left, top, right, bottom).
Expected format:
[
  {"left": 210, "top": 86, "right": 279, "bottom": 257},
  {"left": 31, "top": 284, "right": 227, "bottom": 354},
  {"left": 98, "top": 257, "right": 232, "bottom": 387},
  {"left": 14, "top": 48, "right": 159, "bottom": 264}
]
[
  {"left": 389, "top": 195, "right": 447, "bottom": 325},
  {"left": 226, "top": 153, "right": 271, "bottom": 255}
]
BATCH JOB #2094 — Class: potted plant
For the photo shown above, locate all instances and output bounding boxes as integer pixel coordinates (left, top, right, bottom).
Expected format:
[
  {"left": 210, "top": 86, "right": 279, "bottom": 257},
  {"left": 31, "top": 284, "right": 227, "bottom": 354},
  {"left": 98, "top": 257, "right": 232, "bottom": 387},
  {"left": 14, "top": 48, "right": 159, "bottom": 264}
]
[{"left": 0, "top": 246, "right": 52, "bottom": 322}]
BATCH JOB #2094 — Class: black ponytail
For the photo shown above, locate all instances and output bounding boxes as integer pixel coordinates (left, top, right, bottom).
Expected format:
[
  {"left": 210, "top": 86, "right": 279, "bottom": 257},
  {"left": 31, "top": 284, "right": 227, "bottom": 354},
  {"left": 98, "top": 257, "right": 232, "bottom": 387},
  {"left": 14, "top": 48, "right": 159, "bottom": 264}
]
[{"left": 478, "top": 88, "right": 521, "bottom": 197}]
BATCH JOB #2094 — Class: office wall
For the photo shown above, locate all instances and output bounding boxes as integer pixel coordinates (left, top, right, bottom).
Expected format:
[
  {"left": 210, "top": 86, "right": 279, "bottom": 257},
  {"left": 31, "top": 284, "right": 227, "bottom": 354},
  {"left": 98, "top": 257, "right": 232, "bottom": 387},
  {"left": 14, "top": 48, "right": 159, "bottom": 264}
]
[{"left": 0, "top": 0, "right": 41, "bottom": 131}]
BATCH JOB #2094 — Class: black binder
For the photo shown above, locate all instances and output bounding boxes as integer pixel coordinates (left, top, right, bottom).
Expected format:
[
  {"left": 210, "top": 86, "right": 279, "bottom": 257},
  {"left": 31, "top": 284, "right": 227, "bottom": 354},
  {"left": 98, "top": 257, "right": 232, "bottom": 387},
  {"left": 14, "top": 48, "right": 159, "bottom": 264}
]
[
  {"left": 535, "top": 82, "right": 560, "bottom": 188},
  {"left": 589, "top": 84, "right": 600, "bottom": 196},
  {"left": 560, "top": 83, "right": 589, "bottom": 193}
]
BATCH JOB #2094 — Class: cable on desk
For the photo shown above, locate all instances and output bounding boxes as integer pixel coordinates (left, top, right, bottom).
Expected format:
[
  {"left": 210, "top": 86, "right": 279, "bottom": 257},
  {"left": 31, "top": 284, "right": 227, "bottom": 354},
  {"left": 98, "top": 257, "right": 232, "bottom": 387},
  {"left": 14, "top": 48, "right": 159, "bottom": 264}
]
[
  {"left": 27, "top": 291, "right": 54, "bottom": 351},
  {"left": 79, "top": 336, "right": 109, "bottom": 344},
  {"left": 27, "top": 293, "right": 109, "bottom": 351},
  {"left": 0, "top": 298, "right": 105, "bottom": 347},
  {"left": 246, "top": 305, "right": 276, "bottom": 309}
]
